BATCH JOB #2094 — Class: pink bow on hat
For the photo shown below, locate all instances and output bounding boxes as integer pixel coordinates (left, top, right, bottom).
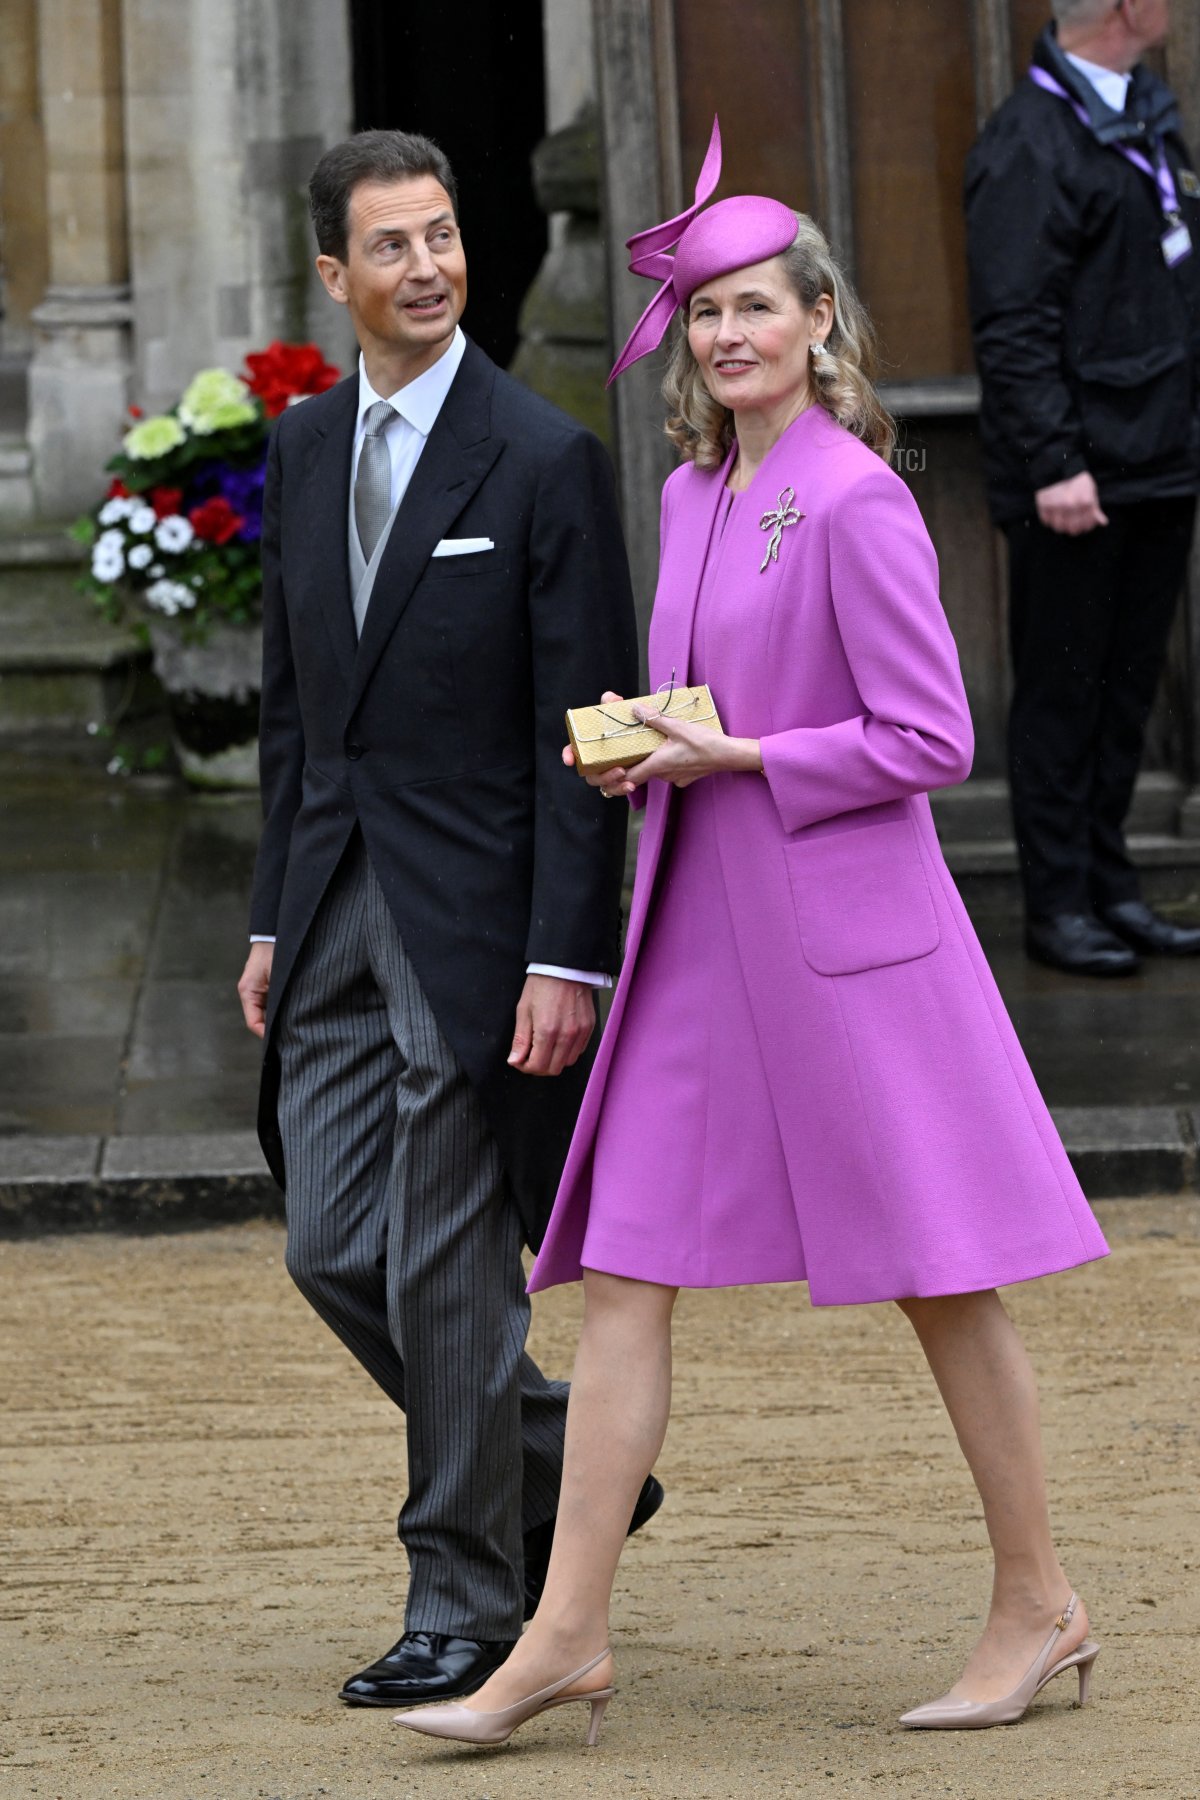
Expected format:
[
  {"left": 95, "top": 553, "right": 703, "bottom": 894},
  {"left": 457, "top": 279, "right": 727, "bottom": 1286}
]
[{"left": 608, "top": 116, "right": 800, "bottom": 384}]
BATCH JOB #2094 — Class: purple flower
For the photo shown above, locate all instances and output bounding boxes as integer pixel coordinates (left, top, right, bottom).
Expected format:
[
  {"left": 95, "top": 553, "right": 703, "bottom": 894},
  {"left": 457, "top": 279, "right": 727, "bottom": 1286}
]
[
  {"left": 189, "top": 454, "right": 267, "bottom": 543},
  {"left": 215, "top": 460, "right": 266, "bottom": 543}
]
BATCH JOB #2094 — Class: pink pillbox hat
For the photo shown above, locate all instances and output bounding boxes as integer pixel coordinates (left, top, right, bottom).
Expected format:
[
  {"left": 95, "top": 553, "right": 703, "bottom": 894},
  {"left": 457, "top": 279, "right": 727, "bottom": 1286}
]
[{"left": 608, "top": 117, "right": 798, "bottom": 384}]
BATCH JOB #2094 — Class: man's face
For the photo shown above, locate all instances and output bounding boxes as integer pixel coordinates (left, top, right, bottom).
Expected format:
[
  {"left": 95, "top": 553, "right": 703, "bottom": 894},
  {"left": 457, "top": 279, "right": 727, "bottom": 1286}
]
[
  {"left": 1123, "top": 0, "right": 1169, "bottom": 51},
  {"left": 317, "top": 176, "right": 468, "bottom": 377}
]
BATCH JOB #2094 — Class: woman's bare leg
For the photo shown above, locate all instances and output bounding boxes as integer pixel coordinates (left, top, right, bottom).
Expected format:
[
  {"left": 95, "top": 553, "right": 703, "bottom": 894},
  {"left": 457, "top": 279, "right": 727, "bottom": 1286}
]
[
  {"left": 467, "top": 1270, "right": 678, "bottom": 1710},
  {"left": 897, "top": 1288, "right": 1090, "bottom": 1700}
]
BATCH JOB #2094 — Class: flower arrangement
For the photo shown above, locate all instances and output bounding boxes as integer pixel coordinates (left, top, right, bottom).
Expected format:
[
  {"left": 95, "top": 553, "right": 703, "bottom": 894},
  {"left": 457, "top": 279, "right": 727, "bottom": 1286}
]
[{"left": 74, "top": 341, "right": 340, "bottom": 638}]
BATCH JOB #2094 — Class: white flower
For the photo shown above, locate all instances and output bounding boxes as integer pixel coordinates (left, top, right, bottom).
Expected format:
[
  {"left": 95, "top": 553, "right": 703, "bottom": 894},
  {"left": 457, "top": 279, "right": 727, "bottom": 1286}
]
[
  {"left": 97, "top": 528, "right": 126, "bottom": 552},
  {"left": 98, "top": 497, "right": 134, "bottom": 526},
  {"left": 154, "top": 514, "right": 194, "bottom": 554},
  {"left": 127, "top": 543, "right": 154, "bottom": 570},
  {"left": 149, "top": 562, "right": 164, "bottom": 577},
  {"left": 128, "top": 504, "right": 157, "bottom": 535},
  {"left": 145, "top": 577, "right": 197, "bottom": 617},
  {"left": 91, "top": 544, "right": 125, "bottom": 581}
]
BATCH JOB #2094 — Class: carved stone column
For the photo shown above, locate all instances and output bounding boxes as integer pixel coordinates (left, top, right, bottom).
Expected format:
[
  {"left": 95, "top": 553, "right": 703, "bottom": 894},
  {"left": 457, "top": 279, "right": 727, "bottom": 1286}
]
[
  {"left": 0, "top": 0, "right": 49, "bottom": 355},
  {"left": 121, "top": 0, "right": 354, "bottom": 413},
  {"left": 27, "top": 0, "right": 131, "bottom": 517},
  {"left": 510, "top": 107, "right": 611, "bottom": 449},
  {"left": 594, "top": 0, "right": 677, "bottom": 660}
]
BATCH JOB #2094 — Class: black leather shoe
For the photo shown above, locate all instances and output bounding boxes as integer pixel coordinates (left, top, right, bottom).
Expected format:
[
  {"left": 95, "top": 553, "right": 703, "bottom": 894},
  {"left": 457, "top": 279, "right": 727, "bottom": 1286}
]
[
  {"left": 523, "top": 1474, "right": 665, "bottom": 1621},
  {"left": 339, "top": 1631, "right": 516, "bottom": 1707},
  {"left": 1024, "top": 912, "right": 1139, "bottom": 977},
  {"left": 1097, "top": 899, "right": 1200, "bottom": 957}
]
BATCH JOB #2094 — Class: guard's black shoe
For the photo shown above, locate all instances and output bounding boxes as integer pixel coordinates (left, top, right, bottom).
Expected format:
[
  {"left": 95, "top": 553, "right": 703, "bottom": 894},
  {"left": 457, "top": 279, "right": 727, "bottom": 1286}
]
[
  {"left": 339, "top": 1631, "right": 516, "bottom": 1707},
  {"left": 1098, "top": 900, "right": 1200, "bottom": 957},
  {"left": 523, "top": 1473, "right": 665, "bottom": 1621},
  {"left": 1024, "top": 912, "right": 1139, "bottom": 977}
]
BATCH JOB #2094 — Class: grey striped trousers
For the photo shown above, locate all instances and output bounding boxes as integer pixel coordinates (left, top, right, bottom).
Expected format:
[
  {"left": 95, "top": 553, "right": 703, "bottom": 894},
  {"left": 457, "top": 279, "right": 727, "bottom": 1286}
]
[{"left": 276, "top": 834, "right": 568, "bottom": 1637}]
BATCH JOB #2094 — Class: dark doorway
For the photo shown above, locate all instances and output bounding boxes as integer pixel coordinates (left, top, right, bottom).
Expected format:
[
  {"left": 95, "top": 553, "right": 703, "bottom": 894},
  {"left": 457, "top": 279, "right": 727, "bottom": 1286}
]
[{"left": 350, "top": 1, "right": 547, "bottom": 369}]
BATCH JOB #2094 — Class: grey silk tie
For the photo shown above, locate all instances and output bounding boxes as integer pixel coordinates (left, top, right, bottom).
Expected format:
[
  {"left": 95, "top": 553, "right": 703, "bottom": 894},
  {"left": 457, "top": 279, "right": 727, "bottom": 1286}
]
[{"left": 354, "top": 400, "right": 396, "bottom": 564}]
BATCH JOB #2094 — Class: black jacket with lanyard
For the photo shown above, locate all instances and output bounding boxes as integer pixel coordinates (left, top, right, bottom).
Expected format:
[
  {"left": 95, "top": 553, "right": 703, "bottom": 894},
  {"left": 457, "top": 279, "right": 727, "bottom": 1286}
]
[{"left": 965, "top": 23, "right": 1200, "bottom": 524}]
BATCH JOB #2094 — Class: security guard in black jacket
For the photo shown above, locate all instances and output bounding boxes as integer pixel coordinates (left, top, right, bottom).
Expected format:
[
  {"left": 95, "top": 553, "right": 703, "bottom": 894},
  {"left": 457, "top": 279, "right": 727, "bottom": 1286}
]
[{"left": 966, "top": 0, "right": 1200, "bottom": 975}]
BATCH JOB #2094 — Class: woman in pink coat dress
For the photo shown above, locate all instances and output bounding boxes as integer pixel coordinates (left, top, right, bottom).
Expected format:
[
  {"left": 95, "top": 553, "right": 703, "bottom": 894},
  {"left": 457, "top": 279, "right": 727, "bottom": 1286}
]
[{"left": 395, "top": 123, "right": 1108, "bottom": 1751}]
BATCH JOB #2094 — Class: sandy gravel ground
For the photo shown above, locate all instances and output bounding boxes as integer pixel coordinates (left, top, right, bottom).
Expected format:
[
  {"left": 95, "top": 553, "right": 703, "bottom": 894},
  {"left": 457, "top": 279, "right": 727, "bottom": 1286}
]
[{"left": 2, "top": 1197, "right": 1197, "bottom": 1800}]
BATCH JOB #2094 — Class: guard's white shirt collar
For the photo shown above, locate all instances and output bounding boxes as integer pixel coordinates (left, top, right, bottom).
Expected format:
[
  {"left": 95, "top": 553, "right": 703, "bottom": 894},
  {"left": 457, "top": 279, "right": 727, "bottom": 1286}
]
[
  {"left": 355, "top": 326, "right": 467, "bottom": 438},
  {"left": 1063, "top": 51, "right": 1132, "bottom": 117}
]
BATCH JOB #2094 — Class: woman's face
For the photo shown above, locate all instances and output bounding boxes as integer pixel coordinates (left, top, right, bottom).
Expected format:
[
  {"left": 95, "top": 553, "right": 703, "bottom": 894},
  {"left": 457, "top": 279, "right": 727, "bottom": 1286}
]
[{"left": 686, "top": 257, "right": 824, "bottom": 417}]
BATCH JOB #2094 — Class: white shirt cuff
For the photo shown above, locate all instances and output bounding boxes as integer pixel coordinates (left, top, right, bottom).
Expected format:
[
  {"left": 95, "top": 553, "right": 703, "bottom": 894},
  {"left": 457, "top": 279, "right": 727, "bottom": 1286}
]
[
  {"left": 526, "top": 962, "right": 613, "bottom": 990},
  {"left": 248, "top": 941, "right": 609, "bottom": 991}
]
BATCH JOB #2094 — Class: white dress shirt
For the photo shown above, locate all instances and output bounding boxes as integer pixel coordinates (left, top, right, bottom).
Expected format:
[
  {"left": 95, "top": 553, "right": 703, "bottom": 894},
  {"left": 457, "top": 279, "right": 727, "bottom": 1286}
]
[
  {"left": 1064, "top": 51, "right": 1132, "bottom": 117},
  {"left": 351, "top": 325, "right": 467, "bottom": 517},
  {"left": 253, "top": 326, "right": 611, "bottom": 991}
]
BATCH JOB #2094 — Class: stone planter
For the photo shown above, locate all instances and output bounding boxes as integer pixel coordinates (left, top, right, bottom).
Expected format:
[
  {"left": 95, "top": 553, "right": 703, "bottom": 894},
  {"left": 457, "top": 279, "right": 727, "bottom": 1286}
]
[{"left": 148, "top": 619, "right": 262, "bottom": 789}]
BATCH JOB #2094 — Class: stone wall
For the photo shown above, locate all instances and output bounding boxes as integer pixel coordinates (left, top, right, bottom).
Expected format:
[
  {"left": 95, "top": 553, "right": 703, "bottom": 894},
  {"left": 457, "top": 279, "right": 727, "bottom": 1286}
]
[
  {"left": 123, "top": 0, "right": 354, "bottom": 413},
  {"left": 26, "top": 0, "right": 130, "bottom": 517},
  {"left": 4, "top": 0, "right": 356, "bottom": 522},
  {"left": 0, "top": 0, "right": 49, "bottom": 353}
]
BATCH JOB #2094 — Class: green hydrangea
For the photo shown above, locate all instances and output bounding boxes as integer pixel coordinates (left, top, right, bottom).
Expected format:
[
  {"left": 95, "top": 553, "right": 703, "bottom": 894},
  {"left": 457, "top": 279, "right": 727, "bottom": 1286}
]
[
  {"left": 178, "top": 368, "right": 258, "bottom": 434},
  {"left": 123, "top": 414, "right": 187, "bottom": 460}
]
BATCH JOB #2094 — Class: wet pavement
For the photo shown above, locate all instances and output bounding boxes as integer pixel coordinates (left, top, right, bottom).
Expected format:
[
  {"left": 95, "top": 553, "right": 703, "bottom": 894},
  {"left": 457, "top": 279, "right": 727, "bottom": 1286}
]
[
  {"left": 0, "top": 752, "right": 1198, "bottom": 1148},
  {"left": 0, "top": 755, "right": 261, "bottom": 1139},
  {"left": 970, "top": 909, "right": 1200, "bottom": 1109}
]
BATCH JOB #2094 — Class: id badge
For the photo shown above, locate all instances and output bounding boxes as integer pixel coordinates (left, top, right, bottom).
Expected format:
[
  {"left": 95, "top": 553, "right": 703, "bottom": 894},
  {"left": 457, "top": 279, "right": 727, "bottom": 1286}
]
[{"left": 1163, "top": 219, "right": 1194, "bottom": 266}]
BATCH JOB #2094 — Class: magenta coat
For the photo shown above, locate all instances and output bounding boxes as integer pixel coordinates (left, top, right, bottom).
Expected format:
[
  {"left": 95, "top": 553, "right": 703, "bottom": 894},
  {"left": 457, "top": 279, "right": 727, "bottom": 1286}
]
[{"left": 529, "top": 404, "right": 1108, "bottom": 1302}]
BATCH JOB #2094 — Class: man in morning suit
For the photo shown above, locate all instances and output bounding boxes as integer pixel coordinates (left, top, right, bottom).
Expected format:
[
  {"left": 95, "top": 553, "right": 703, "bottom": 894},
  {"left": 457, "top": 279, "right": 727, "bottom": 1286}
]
[{"left": 236, "top": 130, "right": 655, "bottom": 1707}]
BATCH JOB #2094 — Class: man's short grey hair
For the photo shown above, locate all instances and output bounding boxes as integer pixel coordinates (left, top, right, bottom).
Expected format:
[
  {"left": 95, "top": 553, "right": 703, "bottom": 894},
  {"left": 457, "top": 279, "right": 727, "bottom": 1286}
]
[{"left": 1051, "top": 0, "right": 1118, "bottom": 25}]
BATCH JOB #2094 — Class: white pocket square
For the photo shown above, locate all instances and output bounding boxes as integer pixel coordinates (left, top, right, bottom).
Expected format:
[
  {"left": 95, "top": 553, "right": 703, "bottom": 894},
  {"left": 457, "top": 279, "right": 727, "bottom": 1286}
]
[{"left": 432, "top": 537, "right": 494, "bottom": 557}]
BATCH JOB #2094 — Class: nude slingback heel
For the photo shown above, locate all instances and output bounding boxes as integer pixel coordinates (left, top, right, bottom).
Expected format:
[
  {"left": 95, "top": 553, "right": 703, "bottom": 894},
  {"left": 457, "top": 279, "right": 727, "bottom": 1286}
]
[
  {"left": 393, "top": 1647, "right": 615, "bottom": 1747},
  {"left": 899, "top": 1592, "right": 1100, "bottom": 1729}
]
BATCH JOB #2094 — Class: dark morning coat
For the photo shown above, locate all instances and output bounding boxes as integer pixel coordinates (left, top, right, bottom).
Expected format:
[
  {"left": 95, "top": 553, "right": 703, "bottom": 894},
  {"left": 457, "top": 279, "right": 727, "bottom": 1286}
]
[{"left": 249, "top": 337, "right": 639, "bottom": 1246}]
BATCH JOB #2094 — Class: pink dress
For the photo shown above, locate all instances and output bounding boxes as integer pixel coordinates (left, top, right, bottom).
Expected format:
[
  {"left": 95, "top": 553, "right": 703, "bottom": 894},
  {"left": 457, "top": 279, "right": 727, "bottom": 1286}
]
[{"left": 529, "top": 406, "right": 1108, "bottom": 1302}]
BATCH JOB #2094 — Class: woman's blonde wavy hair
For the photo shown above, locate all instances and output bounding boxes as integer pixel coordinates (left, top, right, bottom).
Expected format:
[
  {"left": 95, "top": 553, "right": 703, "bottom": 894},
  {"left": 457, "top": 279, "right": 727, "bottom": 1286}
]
[{"left": 663, "top": 212, "right": 895, "bottom": 468}]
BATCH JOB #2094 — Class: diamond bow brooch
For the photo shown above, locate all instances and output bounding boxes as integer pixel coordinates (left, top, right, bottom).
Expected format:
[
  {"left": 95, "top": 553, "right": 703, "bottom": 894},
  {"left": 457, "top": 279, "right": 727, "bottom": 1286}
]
[{"left": 759, "top": 485, "right": 804, "bottom": 571}]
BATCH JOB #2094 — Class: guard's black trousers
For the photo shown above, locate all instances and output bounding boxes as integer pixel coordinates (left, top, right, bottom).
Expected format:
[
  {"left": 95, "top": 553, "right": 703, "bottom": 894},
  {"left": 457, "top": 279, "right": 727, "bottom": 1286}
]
[{"left": 1005, "top": 496, "right": 1196, "bottom": 918}]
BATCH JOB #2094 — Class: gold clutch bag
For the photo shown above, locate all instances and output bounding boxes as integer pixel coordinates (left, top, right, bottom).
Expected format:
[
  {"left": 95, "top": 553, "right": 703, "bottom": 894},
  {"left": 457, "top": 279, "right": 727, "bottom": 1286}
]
[{"left": 565, "top": 683, "right": 722, "bottom": 777}]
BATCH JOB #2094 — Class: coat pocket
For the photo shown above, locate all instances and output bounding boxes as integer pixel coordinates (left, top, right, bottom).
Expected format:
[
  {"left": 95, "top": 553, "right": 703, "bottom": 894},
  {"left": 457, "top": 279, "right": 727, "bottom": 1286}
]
[
  {"left": 1073, "top": 342, "right": 1194, "bottom": 469},
  {"left": 783, "top": 815, "right": 940, "bottom": 976},
  {"left": 422, "top": 550, "right": 507, "bottom": 581}
]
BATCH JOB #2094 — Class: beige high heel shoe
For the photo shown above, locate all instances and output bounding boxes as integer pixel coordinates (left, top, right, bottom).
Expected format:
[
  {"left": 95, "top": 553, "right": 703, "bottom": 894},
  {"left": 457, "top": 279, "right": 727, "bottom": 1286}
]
[
  {"left": 393, "top": 1647, "right": 614, "bottom": 1748},
  {"left": 899, "top": 1592, "right": 1100, "bottom": 1729}
]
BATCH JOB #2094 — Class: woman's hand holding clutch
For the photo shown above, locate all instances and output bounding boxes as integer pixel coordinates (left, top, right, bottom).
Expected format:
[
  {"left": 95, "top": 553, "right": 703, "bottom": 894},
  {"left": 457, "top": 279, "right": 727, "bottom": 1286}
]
[
  {"left": 562, "top": 692, "right": 762, "bottom": 796},
  {"left": 624, "top": 704, "right": 762, "bottom": 790}
]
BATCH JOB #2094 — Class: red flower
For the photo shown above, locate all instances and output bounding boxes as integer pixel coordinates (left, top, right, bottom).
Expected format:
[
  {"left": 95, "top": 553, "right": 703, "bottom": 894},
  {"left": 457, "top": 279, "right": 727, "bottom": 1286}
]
[
  {"left": 127, "top": 404, "right": 144, "bottom": 419},
  {"left": 243, "top": 340, "right": 340, "bottom": 416},
  {"left": 150, "top": 486, "right": 184, "bottom": 519},
  {"left": 106, "top": 478, "right": 130, "bottom": 499},
  {"left": 189, "top": 496, "right": 246, "bottom": 545}
]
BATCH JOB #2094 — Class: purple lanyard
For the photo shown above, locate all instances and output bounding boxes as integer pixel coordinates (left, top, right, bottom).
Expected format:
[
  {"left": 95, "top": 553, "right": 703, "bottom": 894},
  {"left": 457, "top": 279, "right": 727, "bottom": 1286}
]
[{"left": 1029, "top": 65, "right": 1182, "bottom": 220}]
